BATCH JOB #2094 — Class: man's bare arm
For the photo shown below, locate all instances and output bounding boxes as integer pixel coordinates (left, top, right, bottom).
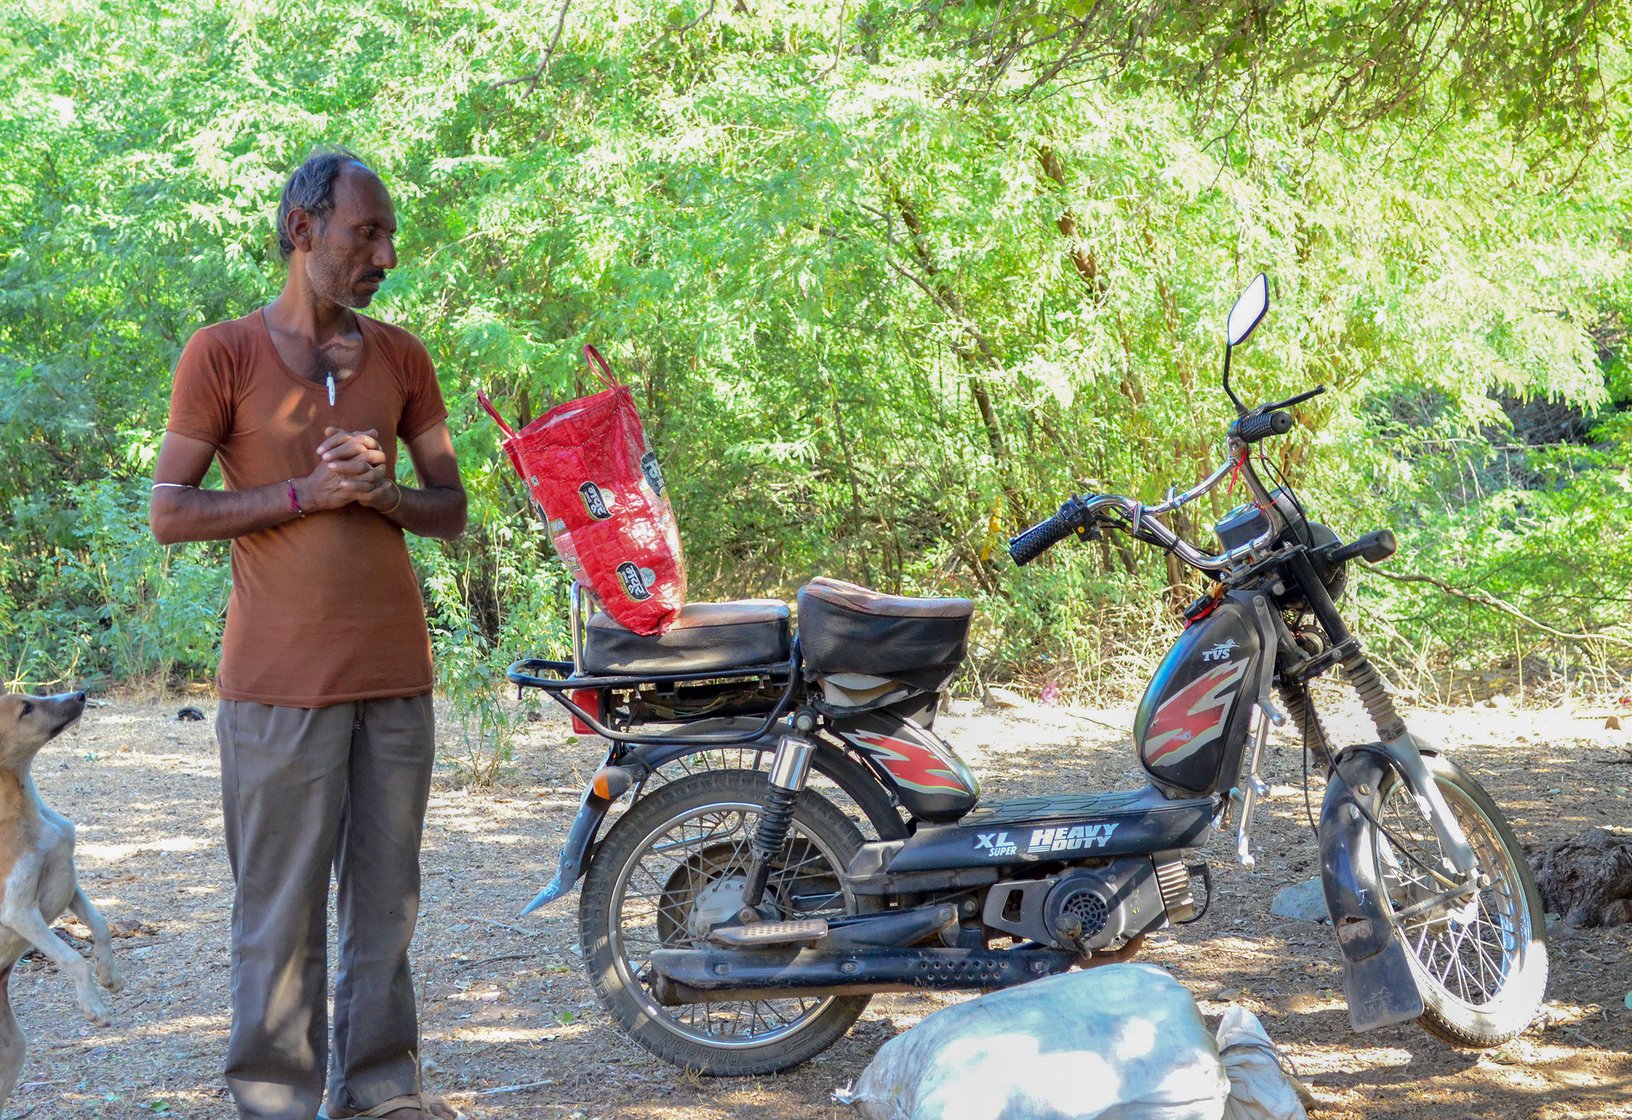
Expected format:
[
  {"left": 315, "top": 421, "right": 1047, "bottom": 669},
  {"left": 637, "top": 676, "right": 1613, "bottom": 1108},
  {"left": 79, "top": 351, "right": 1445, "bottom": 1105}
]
[{"left": 148, "top": 431, "right": 384, "bottom": 544}]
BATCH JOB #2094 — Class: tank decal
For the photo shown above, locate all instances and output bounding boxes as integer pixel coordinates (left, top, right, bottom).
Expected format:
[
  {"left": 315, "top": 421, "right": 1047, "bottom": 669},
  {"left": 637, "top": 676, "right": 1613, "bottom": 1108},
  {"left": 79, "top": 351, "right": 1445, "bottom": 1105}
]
[
  {"left": 1143, "top": 659, "right": 1250, "bottom": 767},
  {"left": 841, "top": 729, "right": 976, "bottom": 796}
]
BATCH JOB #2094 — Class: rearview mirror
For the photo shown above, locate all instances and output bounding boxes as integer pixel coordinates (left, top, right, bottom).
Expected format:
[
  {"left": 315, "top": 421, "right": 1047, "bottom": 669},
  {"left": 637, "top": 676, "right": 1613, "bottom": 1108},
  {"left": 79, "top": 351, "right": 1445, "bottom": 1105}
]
[{"left": 1226, "top": 273, "right": 1269, "bottom": 347}]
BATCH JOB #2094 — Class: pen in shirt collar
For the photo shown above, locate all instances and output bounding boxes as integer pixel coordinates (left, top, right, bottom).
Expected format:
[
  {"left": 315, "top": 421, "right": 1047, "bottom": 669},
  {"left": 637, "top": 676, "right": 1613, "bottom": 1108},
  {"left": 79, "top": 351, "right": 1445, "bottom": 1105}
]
[{"left": 326, "top": 372, "right": 336, "bottom": 407}]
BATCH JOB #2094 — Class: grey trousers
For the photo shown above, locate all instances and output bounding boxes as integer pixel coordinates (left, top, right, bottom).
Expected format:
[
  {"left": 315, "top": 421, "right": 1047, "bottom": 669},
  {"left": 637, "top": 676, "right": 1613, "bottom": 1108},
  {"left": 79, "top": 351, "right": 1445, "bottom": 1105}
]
[{"left": 217, "top": 695, "right": 436, "bottom": 1120}]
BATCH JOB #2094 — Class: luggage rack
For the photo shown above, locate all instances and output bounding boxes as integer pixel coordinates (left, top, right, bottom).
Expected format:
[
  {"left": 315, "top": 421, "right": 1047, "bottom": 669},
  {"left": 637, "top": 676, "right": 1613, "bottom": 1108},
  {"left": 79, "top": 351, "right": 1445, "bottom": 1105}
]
[{"left": 505, "top": 656, "right": 800, "bottom": 745}]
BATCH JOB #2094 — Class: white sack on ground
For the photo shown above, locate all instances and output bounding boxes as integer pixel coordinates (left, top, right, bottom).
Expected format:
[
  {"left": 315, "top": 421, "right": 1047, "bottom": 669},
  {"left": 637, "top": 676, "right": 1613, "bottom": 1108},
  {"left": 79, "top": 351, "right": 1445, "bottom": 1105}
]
[
  {"left": 834, "top": 962, "right": 1232, "bottom": 1120},
  {"left": 1216, "top": 1006, "right": 1312, "bottom": 1120}
]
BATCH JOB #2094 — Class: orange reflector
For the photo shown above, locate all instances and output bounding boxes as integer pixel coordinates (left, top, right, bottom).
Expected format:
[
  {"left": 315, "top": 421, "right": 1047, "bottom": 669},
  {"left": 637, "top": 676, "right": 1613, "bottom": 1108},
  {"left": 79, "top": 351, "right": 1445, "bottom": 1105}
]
[
  {"left": 591, "top": 764, "right": 634, "bottom": 801},
  {"left": 570, "top": 688, "right": 601, "bottom": 735}
]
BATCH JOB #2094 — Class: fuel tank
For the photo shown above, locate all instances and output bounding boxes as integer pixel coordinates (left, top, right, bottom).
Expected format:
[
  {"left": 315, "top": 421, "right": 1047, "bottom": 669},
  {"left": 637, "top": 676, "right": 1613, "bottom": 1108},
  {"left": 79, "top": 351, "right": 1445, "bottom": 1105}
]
[{"left": 1134, "top": 596, "right": 1262, "bottom": 798}]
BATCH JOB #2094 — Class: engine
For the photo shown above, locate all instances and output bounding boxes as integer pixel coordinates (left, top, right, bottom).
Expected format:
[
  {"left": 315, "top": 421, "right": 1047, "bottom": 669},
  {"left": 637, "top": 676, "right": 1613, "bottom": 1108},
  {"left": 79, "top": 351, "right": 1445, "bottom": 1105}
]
[{"left": 982, "top": 856, "right": 1189, "bottom": 953}]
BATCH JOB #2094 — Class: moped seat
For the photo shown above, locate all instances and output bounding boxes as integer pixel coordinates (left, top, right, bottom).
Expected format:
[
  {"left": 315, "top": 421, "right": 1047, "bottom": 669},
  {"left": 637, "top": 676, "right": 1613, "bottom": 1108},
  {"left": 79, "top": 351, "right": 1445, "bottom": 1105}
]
[{"left": 582, "top": 600, "right": 791, "bottom": 675}]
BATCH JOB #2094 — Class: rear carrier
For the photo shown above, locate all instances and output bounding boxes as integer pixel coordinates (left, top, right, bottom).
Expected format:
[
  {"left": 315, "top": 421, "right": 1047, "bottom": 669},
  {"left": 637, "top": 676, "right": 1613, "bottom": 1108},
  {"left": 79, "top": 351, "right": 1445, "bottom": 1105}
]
[{"left": 507, "top": 584, "right": 797, "bottom": 743}]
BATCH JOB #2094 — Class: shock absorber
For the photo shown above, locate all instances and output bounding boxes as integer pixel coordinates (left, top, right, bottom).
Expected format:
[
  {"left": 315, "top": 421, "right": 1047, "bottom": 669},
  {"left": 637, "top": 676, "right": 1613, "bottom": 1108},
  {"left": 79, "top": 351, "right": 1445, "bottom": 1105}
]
[
  {"left": 738, "top": 730, "right": 817, "bottom": 914},
  {"left": 1340, "top": 651, "right": 1406, "bottom": 742},
  {"left": 1277, "top": 680, "right": 1339, "bottom": 772}
]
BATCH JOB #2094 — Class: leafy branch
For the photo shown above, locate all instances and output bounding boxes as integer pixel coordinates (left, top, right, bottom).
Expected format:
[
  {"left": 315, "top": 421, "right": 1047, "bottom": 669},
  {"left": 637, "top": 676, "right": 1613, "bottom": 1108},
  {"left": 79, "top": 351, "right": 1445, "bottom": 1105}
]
[{"left": 1366, "top": 566, "right": 1632, "bottom": 651}]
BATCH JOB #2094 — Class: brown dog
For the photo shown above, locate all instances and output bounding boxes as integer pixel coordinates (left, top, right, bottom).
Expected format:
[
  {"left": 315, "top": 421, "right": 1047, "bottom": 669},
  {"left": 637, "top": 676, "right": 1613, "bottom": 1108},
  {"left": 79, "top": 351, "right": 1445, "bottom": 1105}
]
[{"left": 0, "top": 691, "right": 121, "bottom": 1106}]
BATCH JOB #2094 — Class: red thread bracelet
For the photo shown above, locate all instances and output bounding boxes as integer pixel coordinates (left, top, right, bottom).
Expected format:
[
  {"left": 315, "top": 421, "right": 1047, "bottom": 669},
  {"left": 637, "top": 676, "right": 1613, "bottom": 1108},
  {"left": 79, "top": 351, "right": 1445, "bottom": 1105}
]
[{"left": 287, "top": 480, "right": 305, "bottom": 518}]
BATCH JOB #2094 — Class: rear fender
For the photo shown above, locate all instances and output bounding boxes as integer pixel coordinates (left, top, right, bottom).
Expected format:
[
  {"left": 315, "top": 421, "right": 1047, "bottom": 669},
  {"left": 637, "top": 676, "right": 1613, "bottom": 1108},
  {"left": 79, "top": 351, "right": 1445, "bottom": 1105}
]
[
  {"left": 520, "top": 720, "right": 909, "bottom": 916},
  {"left": 1318, "top": 745, "right": 1425, "bottom": 1031}
]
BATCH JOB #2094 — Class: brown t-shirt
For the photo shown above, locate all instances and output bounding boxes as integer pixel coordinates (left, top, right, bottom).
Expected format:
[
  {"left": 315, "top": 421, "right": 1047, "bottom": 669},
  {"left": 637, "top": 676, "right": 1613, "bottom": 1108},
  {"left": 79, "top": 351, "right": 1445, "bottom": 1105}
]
[{"left": 165, "top": 311, "right": 449, "bottom": 707}]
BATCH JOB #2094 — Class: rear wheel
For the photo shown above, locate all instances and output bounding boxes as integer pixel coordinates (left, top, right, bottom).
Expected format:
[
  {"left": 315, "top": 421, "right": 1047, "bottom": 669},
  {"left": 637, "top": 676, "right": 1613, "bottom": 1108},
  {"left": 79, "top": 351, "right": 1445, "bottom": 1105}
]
[
  {"left": 579, "top": 769, "right": 873, "bottom": 1074},
  {"left": 1373, "top": 753, "right": 1548, "bottom": 1046}
]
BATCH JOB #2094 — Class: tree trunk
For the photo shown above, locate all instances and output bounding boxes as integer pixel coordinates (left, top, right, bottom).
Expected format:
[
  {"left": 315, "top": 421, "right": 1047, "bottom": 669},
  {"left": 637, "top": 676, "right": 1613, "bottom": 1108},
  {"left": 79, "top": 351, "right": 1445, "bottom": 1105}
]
[{"left": 886, "top": 181, "right": 1011, "bottom": 467}]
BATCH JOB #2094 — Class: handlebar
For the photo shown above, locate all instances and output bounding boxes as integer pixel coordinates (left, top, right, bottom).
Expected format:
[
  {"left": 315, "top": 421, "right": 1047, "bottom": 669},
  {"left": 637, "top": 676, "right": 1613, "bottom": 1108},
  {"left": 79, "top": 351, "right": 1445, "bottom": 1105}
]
[
  {"left": 1008, "top": 384, "right": 1329, "bottom": 573},
  {"left": 1230, "top": 409, "right": 1292, "bottom": 444},
  {"left": 1009, "top": 497, "right": 1086, "bottom": 566},
  {"left": 1012, "top": 491, "right": 1250, "bottom": 575}
]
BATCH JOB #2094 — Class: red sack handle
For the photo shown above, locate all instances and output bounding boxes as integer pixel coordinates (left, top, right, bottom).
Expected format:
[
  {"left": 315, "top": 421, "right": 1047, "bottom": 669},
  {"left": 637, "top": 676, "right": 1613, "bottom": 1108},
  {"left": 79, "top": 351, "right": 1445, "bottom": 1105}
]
[
  {"left": 476, "top": 389, "right": 517, "bottom": 438},
  {"left": 584, "top": 344, "right": 619, "bottom": 390},
  {"left": 478, "top": 346, "right": 617, "bottom": 439}
]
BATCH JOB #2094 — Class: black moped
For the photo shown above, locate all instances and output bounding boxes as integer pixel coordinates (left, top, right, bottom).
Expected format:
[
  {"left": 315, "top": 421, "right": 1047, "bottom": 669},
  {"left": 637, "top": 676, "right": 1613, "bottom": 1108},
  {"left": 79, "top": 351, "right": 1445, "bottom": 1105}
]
[{"left": 507, "top": 272, "right": 1548, "bottom": 1074}]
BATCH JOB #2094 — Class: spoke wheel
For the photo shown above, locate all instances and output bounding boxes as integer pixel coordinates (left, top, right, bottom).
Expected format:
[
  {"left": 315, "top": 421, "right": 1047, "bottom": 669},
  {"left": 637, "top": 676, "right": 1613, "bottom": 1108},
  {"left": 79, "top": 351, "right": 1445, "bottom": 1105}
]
[
  {"left": 579, "top": 769, "right": 873, "bottom": 1074},
  {"left": 1373, "top": 753, "right": 1548, "bottom": 1046}
]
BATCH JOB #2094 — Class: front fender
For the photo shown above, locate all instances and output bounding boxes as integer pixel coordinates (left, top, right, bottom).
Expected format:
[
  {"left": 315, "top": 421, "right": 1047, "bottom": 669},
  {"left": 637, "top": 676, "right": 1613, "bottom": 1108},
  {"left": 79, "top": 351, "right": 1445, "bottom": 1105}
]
[
  {"left": 1319, "top": 745, "right": 1425, "bottom": 1031},
  {"left": 520, "top": 720, "right": 910, "bottom": 917}
]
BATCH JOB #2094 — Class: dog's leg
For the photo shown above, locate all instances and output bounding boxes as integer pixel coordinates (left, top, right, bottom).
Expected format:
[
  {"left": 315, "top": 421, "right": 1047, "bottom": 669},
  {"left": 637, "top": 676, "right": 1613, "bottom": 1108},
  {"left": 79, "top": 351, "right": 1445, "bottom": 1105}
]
[
  {"left": 68, "top": 889, "right": 122, "bottom": 993},
  {"left": 0, "top": 908, "right": 110, "bottom": 1025},
  {"left": 0, "top": 965, "right": 24, "bottom": 1110}
]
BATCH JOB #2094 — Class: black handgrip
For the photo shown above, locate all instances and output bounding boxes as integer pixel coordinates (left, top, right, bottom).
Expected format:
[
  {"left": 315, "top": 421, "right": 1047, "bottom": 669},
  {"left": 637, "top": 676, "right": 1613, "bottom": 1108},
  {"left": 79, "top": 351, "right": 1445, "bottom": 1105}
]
[
  {"left": 1232, "top": 409, "right": 1293, "bottom": 444},
  {"left": 1009, "top": 498, "right": 1084, "bottom": 566},
  {"left": 1330, "top": 529, "right": 1398, "bottom": 565}
]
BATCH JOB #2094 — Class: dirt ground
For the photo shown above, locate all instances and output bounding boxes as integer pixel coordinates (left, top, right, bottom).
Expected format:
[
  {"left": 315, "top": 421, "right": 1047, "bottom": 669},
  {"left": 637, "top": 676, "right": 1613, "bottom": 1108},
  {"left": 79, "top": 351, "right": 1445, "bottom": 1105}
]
[{"left": 10, "top": 687, "right": 1632, "bottom": 1120}]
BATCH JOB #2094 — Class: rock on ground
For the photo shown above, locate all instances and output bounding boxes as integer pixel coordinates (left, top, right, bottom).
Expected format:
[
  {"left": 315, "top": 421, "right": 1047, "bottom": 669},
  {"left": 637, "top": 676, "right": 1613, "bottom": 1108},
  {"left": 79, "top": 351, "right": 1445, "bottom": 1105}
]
[{"left": 1270, "top": 877, "right": 1330, "bottom": 924}]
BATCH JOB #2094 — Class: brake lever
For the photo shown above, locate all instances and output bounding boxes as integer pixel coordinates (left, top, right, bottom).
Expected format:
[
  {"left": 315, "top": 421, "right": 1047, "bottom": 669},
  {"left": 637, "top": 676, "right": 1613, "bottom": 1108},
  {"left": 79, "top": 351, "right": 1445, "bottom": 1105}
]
[{"left": 1260, "top": 384, "right": 1327, "bottom": 413}]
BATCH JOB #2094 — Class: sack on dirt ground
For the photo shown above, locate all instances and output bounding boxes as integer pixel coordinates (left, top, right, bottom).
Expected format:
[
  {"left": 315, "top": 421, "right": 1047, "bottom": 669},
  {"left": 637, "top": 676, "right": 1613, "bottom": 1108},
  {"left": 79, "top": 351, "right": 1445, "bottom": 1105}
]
[
  {"left": 1216, "top": 1006, "right": 1312, "bottom": 1120},
  {"left": 834, "top": 962, "right": 1308, "bottom": 1120},
  {"left": 835, "top": 963, "right": 1227, "bottom": 1120}
]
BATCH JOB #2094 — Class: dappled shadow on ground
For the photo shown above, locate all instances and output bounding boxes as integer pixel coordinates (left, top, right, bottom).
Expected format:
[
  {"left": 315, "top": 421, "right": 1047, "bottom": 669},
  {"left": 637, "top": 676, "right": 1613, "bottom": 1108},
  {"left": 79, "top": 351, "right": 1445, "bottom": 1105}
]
[{"left": 8, "top": 694, "right": 1631, "bottom": 1118}]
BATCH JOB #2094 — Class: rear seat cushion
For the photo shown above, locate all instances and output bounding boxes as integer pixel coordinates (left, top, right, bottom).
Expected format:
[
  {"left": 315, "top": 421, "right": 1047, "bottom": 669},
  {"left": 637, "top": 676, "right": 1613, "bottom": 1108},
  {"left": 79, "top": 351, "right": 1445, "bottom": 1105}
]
[
  {"left": 582, "top": 599, "right": 792, "bottom": 676},
  {"left": 796, "top": 577, "right": 972, "bottom": 692}
]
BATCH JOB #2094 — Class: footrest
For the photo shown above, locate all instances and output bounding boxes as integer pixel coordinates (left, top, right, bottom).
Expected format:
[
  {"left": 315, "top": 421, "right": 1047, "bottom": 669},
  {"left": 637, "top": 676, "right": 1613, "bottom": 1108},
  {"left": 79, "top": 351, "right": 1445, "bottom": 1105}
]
[{"left": 708, "top": 919, "right": 829, "bottom": 947}]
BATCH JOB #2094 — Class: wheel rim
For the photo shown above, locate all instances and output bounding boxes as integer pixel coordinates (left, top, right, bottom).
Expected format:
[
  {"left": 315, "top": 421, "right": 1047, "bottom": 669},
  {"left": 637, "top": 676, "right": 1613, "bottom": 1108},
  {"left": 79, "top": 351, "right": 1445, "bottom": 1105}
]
[
  {"left": 1376, "top": 774, "right": 1532, "bottom": 1012},
  {"left": 607, "top": 797, "right": 852, "bottom": 1051}
]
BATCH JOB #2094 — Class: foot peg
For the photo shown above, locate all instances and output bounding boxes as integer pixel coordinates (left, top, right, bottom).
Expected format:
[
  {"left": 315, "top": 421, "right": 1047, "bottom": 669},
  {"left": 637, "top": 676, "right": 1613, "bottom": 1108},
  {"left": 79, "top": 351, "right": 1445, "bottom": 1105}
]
[{"left": 708, "top": 918, "right": 829, "bottom": 947}]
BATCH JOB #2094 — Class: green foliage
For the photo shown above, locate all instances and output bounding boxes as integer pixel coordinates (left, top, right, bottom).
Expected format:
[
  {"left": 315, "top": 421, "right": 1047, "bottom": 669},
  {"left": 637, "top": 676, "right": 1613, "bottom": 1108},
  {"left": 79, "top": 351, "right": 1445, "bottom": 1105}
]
[
  {"left": 0, "top": 0, "right": 1627, "bottom": 707},
  {"left": 3, "top": 480, "right": 225, "bottom": 688}
]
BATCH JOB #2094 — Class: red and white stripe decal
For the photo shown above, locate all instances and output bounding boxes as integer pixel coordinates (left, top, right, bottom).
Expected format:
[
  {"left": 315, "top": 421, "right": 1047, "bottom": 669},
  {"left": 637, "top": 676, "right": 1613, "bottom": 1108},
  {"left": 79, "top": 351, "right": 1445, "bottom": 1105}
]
[
  {"left": 1143, "top": 660, "right": 1249, "bottom": 768},
  {"left": 843, "top": 729, "right": 973, "bottom": 796}
]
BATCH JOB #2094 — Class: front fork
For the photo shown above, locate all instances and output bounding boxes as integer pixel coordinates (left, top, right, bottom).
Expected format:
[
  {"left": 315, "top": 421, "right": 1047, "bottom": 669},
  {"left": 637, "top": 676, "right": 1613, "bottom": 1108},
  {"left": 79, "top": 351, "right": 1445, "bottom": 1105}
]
[
  {"left": 1339, "top": 653, "right": 1478, "bottom": 878},
  {"left": 1233, "top": 712, "right": 1479, "bottom": 879},
  {"left": 1233, "top": 642, "right": 1478, "bottom": 881}
]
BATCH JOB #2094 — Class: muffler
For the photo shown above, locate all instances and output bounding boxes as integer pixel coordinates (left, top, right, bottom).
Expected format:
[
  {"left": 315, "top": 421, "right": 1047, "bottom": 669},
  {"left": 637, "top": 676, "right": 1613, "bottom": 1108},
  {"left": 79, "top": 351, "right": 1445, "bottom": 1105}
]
[{"left": 649, "top": 945, "right": 1076, "bottom": 1005}]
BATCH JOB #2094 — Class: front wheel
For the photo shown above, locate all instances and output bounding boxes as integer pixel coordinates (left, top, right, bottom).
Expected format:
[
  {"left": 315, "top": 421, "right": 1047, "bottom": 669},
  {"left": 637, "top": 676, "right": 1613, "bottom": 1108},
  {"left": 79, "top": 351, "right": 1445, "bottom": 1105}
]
[
  {"left": 1373, "top": 753, "right": 1548, "bottom": 1046},
  {"left": 578, "top": 769, "right": 873, "bottom": 1075}
]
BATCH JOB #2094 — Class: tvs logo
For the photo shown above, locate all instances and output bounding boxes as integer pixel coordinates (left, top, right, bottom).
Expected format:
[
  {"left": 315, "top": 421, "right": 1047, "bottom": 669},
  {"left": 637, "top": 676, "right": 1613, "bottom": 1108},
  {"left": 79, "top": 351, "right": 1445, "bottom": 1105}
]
[
  {"left": 1143, "top": 660, "right": 1250, "bottom": 768},
  {"left": 844, "top": 729, "right": 973, "bottom": 796},
  {"left": 578, "top": 481, "right": 612, "bottom": 520},
  {"left": 615, "top": 562, "right": 655, "bottom": 601},
  {"left": 1201, "top": 638, "right": 1237, "bottom": 662},
  {"left": 640, "top": 451, "right": 666, "bottom": 497}
]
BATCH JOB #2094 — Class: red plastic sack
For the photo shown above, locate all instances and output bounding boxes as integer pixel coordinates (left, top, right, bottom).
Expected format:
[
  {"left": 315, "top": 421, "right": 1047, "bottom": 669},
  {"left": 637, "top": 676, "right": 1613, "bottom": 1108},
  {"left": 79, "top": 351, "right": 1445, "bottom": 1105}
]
[{"left": 480, "top": 345, "right": 686, "bottom": 635}]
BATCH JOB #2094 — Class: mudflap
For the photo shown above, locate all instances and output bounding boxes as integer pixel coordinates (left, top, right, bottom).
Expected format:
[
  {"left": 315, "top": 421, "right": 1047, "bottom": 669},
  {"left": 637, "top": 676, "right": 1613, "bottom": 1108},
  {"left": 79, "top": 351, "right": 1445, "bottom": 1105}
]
[
  {"left": 1318, "top": 746, "right": 1425, "bottom": 1031},
  {"left": 520, "top": 722, "right": 911, "bottom": 916},
  {"left": 521, "top": 786, "right": 616, "bottom": 916}
]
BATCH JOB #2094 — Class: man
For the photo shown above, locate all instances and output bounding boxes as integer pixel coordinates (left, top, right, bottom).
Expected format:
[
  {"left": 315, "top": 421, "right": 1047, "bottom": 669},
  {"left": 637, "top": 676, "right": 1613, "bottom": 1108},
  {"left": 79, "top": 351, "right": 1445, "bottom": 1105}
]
[{"left": 149, "top": 147, "right": 467, "bottom": 1120}]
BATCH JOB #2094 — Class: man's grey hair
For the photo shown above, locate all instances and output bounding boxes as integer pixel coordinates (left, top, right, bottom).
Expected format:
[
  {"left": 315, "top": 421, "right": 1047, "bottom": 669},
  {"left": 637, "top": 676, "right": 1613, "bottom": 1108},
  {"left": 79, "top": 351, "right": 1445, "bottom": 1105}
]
[{"left": 275, "top": 146, "right": 375, "bottom": 260}]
